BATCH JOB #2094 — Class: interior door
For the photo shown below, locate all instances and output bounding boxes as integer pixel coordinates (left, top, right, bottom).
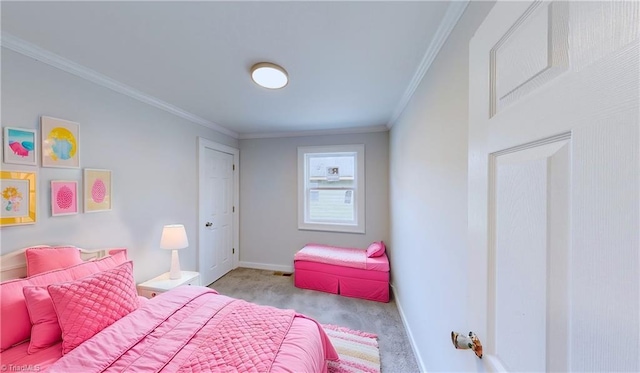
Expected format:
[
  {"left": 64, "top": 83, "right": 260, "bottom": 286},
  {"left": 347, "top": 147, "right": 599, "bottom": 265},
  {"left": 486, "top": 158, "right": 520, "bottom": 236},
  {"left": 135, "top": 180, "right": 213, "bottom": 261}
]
[
  {"left": 199, "top": 140, "right": 235, "bottom": 286},
  {"left": 468, "top": 1, "right": 639, "bottom": 372}
]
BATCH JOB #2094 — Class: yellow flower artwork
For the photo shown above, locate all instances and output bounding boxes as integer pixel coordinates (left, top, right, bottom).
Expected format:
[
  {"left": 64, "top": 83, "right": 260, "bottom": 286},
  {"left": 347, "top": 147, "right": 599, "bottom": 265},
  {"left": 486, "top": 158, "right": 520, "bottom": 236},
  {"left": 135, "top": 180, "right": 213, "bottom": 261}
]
[{"left": 0, "top": 171, "right": 36, "bottom": 226}]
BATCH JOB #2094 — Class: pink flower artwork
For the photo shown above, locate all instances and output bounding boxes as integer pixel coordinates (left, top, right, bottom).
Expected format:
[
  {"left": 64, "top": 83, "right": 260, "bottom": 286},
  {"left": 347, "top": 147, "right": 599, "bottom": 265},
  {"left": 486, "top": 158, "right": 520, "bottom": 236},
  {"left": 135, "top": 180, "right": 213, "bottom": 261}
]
[
  {"left": 91, "top": 179, "right": 106, "bottom": 203},
  {"left": 56, "top": 186, "right": 74, "bottom": 209},
  {"left": 51, "top": 181, "right": 78, "bottom": 216},
  {"left": 84, "top": 169, "right": 111, "bottom": 213}
]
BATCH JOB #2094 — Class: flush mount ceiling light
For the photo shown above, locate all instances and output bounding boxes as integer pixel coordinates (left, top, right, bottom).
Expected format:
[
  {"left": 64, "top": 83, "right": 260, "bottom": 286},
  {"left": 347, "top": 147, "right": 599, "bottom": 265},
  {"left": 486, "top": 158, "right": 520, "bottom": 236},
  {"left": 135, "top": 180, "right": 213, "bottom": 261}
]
[{"left": 251, "top": 62, "right": 288, "bottom": 89}]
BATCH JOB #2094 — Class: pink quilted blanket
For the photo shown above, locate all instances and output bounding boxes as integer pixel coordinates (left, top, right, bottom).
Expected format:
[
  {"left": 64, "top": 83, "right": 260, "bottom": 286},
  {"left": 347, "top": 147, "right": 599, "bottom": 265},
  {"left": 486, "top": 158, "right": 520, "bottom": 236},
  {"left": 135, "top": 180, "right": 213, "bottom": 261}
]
[
  {"left": 47, "top": 286, "right": 337, "bottom": 372},
  {"left": 294, "top": 244, "right": 368, "bottom": 269}
]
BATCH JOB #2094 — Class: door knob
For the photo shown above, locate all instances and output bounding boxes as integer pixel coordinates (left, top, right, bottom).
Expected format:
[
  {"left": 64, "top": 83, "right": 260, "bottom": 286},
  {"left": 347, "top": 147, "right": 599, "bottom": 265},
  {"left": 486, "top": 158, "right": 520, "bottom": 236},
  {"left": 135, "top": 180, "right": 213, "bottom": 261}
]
[
  {"left": 205, "top": 222, "right": 213, "bottom": 227},
  {"left": 451, "top": 331, "right": 483, "bottom": 358}
]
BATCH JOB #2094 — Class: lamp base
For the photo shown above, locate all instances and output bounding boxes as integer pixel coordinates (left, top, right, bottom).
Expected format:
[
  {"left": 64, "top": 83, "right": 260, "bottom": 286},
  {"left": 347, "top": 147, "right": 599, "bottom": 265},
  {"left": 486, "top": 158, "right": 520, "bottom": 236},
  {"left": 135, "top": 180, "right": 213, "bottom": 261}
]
[{"left": 169, "top": 249, "right": 182, "bottom": 280}]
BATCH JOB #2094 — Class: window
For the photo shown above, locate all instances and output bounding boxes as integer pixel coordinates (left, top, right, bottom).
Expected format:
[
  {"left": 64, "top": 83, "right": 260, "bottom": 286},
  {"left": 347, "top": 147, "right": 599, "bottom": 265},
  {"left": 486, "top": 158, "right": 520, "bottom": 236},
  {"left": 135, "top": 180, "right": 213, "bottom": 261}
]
[{"left": 298, "top": 145, "right": 365, "bottom": 233}]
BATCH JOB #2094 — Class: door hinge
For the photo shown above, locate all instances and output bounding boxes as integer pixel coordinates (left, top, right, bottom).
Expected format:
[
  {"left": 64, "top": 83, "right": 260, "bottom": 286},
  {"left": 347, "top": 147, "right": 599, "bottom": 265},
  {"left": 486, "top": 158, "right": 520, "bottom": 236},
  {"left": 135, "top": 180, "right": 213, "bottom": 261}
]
[
  {"left": 233, "top": 248, "right": 235, "bottom": 254},
  {"left": 233, "top": 206, "right": 235, "bottom": 213},
  {"left": 233, "top": 164, "right": 235, "bottom": 171}
]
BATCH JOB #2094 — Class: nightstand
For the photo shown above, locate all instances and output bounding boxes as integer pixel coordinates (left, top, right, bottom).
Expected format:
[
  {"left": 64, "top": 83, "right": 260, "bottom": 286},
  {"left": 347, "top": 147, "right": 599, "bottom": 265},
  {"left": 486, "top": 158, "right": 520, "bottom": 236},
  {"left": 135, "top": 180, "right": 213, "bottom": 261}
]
[{"left": 137, "top": 271, "right": 201, "bottom": 298}]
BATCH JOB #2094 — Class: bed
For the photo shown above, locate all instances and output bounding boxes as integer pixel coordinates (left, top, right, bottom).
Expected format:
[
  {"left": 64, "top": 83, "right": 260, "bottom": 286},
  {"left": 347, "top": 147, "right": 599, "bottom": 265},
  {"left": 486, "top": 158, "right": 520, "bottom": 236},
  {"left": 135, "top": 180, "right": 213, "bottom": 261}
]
[
  {"left": 294, "top": 242, "right": 390, "bottom": 303},
  {"left": 0, "top": 245, "right": 338, "bottom": 372}
]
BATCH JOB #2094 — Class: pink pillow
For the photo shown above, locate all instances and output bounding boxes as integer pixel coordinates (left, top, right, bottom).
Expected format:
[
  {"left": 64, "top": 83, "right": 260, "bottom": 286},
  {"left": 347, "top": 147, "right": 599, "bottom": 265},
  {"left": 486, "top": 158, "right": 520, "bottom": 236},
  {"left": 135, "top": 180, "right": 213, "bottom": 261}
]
[
  {"left": 48, "top": 261, "right": 138, "bottom": 354},
  {"left": 23, "top": 286, "right": 61, "bottom": 353},
  {"left": 1, "top": 269, "right": 73, "bottom": 352},
  {"left": 26, "top": 247, "right": 83, "bottom": 277},
  {"left": 366, "top": 241, "right": 386, "bottom": 258},
  {"left": 0, "top": 250, "right": 128, "bottom": 352}
]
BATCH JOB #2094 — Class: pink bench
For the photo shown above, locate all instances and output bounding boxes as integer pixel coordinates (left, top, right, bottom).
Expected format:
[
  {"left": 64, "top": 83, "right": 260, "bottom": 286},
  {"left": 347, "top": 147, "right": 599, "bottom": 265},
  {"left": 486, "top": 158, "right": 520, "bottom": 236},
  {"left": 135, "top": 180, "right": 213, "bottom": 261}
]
[{"left": 293, "top": 242, "right": 390, "bottom": 303}]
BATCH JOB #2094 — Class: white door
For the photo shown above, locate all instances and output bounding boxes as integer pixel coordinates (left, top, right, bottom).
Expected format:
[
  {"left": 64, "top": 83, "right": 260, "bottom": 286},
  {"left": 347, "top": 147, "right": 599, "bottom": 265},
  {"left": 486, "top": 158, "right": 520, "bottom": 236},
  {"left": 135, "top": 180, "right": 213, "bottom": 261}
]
[
  {"left": 468, "top": 1, "right": 638, "bottom": 372},
  {"left": 198, "top": 139, "right": 237, "bottom": 286}
]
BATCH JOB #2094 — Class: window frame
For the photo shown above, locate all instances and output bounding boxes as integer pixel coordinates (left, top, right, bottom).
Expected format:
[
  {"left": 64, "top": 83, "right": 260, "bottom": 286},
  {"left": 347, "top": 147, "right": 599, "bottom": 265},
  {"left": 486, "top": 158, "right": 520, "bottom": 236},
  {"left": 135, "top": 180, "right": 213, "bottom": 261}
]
[{"left": 297, "top": 144, "right": 365, "bottom": 233}]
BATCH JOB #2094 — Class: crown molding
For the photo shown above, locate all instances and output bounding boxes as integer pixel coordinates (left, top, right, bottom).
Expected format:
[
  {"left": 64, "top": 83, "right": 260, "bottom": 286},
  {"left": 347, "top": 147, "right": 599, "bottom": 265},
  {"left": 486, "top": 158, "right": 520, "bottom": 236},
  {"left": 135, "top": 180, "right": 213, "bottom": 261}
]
[
  {"left": 238, "top": 124, "right": 389, "bottom": 140},
  {"left": 1, "top": 32, "right": 239, "bottom": 139},
  {"left": 387, "top": 0, "right": 470, "bottom": 129}
]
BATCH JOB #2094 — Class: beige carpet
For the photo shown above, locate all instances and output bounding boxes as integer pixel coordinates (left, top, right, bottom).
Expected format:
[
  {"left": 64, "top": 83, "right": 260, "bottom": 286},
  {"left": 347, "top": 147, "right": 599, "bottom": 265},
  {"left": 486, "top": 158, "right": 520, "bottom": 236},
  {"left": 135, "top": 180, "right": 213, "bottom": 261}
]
[{"left": 324, "top": 324, "right": 381, "bottom": 373}]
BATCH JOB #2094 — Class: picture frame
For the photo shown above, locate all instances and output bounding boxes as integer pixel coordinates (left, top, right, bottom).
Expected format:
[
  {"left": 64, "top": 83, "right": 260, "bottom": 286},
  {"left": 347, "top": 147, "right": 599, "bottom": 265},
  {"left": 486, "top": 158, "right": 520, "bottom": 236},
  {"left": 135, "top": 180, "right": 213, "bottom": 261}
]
[
  {"left": 3, "top": 127, "right": 38, "bottom": 166},
  {"left": 51, "top": 180, "right": 79, "bottom": 216},
  {"left": 84, "top": 169, "right": 112, "bottom": 213},
  {"left": 41, "top": 116, "right": 80, "bottom": 168},
  {"left": 0, "top": 171, "right": 36, "bottom": 227}
]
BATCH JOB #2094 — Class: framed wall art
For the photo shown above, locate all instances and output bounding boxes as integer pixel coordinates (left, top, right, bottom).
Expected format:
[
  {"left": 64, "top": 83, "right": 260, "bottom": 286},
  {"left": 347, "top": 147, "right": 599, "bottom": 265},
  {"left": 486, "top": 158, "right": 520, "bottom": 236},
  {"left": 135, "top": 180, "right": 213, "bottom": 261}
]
[
  {"left": 3, "top": 127, "right": 37, "bottom": 166},
  {"left": 51, "top": 180, "right": 78, "bottom": 216},
  {"left": 0, "top": 171, "right": 36, "bottom": 227},
  {"left": 41, "top": 116, "right": 80, "bottom": 168},
  {"left": 84, "top": 169, "right": 112, "bottom": 213}
]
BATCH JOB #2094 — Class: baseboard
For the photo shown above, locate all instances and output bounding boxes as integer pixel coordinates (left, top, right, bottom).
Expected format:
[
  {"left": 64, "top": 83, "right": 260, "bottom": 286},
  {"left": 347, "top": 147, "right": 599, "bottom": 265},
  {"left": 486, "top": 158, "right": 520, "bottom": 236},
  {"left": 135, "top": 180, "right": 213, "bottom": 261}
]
[
  {"left": 391, "top": 283, "right": 428, "bottom": 373},
  {"left": 238, "top": 261, "right": 294, "bottom": 273}
]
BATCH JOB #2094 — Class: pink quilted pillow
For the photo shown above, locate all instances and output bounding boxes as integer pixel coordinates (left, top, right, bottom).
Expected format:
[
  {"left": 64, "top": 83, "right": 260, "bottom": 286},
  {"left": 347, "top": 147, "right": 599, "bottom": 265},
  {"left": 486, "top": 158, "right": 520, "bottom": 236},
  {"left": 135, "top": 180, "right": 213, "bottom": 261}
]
[
  {"left": 48, "top": 261, "right": 138, "bottom": 354},
  {"left": 23, "top": 286, "right": 61, "bottom": 353},
  {"left": 26, "top": 247, "right": 83, "bottom": 276},
  {"left": 366, "top": 241, "right": 386, "bottom": 258}
]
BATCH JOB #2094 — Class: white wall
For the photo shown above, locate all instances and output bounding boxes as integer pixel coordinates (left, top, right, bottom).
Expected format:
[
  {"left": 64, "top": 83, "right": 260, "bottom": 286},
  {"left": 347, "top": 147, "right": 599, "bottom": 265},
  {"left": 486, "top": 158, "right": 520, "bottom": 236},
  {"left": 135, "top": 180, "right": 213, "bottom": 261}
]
[
  {"left": 1, "top": 49, "right": 238, "bottom": 282},
  {"left": 388, "top": 2, "right": 494, "bottom": 371},
  {"left": 239, "top": 132, "right": 388, "bottom": 271}
]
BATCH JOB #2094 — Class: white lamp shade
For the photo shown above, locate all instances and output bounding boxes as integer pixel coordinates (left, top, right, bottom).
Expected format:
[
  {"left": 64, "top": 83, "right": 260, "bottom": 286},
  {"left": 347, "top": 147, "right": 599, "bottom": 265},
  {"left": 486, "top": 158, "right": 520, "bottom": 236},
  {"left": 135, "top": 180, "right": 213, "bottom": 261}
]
[{"left": 160, "top": 224, "right": 189, "bottom": 250}]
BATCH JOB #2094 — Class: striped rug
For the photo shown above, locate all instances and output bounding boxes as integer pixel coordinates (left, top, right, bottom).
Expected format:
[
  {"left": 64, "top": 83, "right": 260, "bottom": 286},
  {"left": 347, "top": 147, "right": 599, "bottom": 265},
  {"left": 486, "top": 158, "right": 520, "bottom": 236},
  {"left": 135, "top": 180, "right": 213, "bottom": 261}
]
[{"left": 323, "top": 324, "right": 381, "bottom": 373}]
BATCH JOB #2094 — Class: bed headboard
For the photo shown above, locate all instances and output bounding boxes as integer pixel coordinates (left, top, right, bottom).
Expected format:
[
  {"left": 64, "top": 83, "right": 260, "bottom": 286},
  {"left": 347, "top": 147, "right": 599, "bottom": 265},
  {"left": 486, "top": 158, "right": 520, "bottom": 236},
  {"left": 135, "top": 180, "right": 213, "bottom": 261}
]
[{"left": 0, "top": 246, "right": 110, "bottom": 281}]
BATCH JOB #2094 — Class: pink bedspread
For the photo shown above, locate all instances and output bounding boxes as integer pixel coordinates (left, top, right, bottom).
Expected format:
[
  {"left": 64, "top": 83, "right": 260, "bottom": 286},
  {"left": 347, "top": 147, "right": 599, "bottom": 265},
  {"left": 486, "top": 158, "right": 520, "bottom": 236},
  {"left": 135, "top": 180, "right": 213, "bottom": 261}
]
[
  {"left": 294, "top": 244, "right": 390, "bottom": 271},
  {"left": 47, "top": 286, "right": 337, "bottom": 372}
]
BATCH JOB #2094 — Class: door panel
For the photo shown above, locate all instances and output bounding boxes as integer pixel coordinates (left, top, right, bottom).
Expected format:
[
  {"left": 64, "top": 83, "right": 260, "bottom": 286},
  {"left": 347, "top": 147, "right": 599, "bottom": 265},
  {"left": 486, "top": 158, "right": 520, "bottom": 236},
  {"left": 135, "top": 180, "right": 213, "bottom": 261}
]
[
  {"left": 469, "top": 1, "right": 639, "bottom": 371},
  {"left": 490, "top": 1, "right": 569, "bottom": 117},
  {"left": 495, "top": 156, "right": 547, "bottom": 372},
  {"left": 489, "top": 139, "right": 570, "bottom": 372}
]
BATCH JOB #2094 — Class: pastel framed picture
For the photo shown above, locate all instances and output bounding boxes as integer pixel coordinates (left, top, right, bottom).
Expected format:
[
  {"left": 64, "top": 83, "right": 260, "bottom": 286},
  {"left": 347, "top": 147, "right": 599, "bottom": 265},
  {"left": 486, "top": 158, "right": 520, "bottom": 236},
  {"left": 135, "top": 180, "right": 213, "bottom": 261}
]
[
  {"left": 84, "top": 169, "right": 112, "bottom": 213},
  {"left": 3, "top": 127, "right": 37, "bottom": 166},
  {"left": 0, "top": 171, "right": 37, "bottom": 227},
  {"left": 51, "top": 180, "right": 78, "bottom": 216},
  {"left": 41, "top": 116, "right": 80, "bottom": 168}
]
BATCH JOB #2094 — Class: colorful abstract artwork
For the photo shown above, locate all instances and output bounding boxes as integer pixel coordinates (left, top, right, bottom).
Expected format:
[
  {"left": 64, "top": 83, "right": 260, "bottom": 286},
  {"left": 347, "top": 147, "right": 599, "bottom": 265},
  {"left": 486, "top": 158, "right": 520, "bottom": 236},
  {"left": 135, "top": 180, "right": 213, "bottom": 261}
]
[
  {"left": 51, "top": 180, "right": 78, "bottom": 216},
  {"left": 41, "top": 116, "right": 80, "bottom": 168},
  {"left": 84, "top": 169, "right": 112, "bottom": 213},
  {"left": 0, "top": 171, "right": 36, "bottom": 227},
  {"left": 3, "top": 127, "right": 37, "bottom": 166}
]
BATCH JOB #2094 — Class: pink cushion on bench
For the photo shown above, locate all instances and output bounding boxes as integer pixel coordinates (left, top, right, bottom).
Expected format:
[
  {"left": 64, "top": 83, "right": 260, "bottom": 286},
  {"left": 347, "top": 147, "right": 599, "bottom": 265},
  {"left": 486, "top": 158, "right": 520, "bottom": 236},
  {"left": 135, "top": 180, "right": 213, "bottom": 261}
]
[{"left": 294, "top": 243, "right": 390, "bottom": 302}]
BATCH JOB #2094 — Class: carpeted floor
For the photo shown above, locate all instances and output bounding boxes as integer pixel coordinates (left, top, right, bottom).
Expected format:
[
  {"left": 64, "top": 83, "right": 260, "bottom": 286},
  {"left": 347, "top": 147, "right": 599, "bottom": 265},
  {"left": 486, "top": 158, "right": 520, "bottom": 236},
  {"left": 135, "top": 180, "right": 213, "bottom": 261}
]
[{"left": 208, "top": 268, "right": 419, "bottom": 372}]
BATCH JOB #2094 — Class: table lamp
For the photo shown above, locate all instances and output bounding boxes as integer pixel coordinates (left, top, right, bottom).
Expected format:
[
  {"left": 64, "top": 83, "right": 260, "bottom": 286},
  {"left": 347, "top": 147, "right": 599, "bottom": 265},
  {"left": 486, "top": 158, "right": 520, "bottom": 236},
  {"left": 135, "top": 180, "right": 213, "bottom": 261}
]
[{"left": 160, "top": 224, "right": 189, "bottom": 280}]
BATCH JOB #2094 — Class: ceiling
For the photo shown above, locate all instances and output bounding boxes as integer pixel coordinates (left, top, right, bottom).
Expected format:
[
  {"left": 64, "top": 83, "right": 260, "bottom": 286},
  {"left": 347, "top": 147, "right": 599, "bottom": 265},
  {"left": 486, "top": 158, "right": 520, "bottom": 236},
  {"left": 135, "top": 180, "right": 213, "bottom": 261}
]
[{"left": 1, "top": 1, "right": 459, "bottom": 138}]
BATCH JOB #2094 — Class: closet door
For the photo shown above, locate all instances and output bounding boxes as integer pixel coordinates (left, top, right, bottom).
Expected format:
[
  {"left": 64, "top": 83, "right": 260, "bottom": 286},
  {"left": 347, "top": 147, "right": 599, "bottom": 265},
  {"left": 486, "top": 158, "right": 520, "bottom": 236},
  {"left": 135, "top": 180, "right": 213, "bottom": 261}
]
[{"left": 199, "top": 139, "right": 237, "bottom": 286}]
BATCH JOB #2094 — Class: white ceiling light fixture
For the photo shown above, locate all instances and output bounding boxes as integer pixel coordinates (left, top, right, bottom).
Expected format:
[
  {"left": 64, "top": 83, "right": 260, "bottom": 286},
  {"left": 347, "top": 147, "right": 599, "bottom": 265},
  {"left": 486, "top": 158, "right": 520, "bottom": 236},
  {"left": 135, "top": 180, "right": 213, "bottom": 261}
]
[{"left": 251, "top": 62, "right": 288, "bottom": 89}]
